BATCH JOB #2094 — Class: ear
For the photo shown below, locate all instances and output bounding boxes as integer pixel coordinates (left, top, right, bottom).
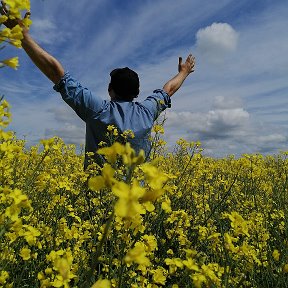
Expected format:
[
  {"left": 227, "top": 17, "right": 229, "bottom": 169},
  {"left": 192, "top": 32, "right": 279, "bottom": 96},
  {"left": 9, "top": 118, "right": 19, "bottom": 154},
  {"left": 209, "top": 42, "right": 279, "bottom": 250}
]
[{"left": 108, "top": 83, "right": 112, "bottom": 92}]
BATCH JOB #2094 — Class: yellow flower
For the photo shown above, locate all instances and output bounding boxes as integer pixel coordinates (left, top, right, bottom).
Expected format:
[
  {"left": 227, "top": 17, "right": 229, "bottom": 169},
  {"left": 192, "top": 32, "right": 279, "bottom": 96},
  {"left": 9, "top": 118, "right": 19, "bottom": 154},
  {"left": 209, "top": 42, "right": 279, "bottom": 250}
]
[
  {"left": 46, "top": 249, "right": 65, "bottom": 262},
  {"left": 98, "top": 142, "right": 124, "bottom": 163},
  {"left": 40, "top": 138, "right": 55, "bottom": 150},
  {"left": 125, "top": 242, "right": 151, "bottom": 266},
  {"left": 5, "top": 232, "right": 18, "bottom": 243},
  {"left": 224, "top": 233, "right": 239, "bottom": 253},
  {"left": 0, "top": 27, "right": 11, "bottom": 38},
  {"left": 165, "top": 258, "right": 183, "bottom": 273},
  {"left": 152, "top": 124, "right": 165, "bottom": 134},
  {"left": 223, "top": 211, "right": 250, "bottom": 237},
  {"left": 91, "top": 279, "right": 111, "bottom": 288},
  {"left": 20, "top": 247, "right": 31, "bottom": 260},
  {"left": 161, "top": 197, "right": 172, "bottom": 213},
  {"left": 152, "top": 268, "right": 167, "bottom": 285},
  {"left": 201, "top": 264, "right": 222, "bottom": 285},
  {"left": 88, "top": 164, "right": 115, "bottom": 190},
  {"left": 1, "top": 57, "right": 19, "bottom": 69},
  {"left": 113, "top": 180, "right": 146, "bottom": 220},
  {"left": 0, "top": 271, "right": 9, "bottom": 285},
  {"left": 272, "top": 249, "right": 280, "bottom": 261},
  {"left": 121, "top": 143, "right": 145, "bottom": 166},
  {"left": 10, "top": 25, "right": 23, "bottom": 40},
  {"left": 142, "top": 201, "right": 155, "bottom": 212},
  {"left": 3, "top": 0, "right": 30, "bottom": 20},
  {"left": 19, "top": 225, "right": 41, "bottom": 246},
  {"left": 183, "top": 258, "right": 199, "bottom": 271},
  {"left": 107, "top": 125, "right": 116, "bottom": 131},
  {"left": 54, "top": 258, "right": 74, "bottom": 281},
  {"left": 283, "top": 264, "right": 288, "bottom": 273},
  {"left": 113, "top": 128, "right": 118, "bottom": 136},
  {"left": 192, "top": 273, "right": 207, "bottom": 288},
  {"left": 122, "top": 129, "right": 135, "bottom": 139},
  {"left": 45, "top": 268, "right": 53, "bottom": 275},
  {"left": 167, "top": 249, "right": 174, "bottom": 255},
  {"left": 142, "top": 235, "right": 157, "bottom": 253},
  {"left": 0, "top": 15, "right": 8, "bottom": 24},
  {"left": 141, "top": 163, "right": 168, "bottom": 190},
  {"left": 37, "top": 272, "right": 45, "bottom": 281},
  {"left": 22, "top": 16, "right": 32, "bottom": 28}
]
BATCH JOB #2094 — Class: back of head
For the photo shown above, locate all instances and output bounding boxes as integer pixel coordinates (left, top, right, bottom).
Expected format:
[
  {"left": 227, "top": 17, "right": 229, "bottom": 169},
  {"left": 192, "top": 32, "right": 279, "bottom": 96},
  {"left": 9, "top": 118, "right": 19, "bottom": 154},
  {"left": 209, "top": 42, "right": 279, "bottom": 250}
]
[{"left": 110, "top": 67, "right": 140, "bottom": 101}]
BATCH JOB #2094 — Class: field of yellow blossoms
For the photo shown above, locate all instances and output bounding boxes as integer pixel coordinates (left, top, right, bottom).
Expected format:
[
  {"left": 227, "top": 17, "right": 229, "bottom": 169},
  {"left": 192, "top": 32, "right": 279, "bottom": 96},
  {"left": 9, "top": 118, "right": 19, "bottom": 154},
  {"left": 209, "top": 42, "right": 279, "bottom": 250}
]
[
  {"left": 1, "top": 1, "right": 288, "bottom": 287},
  {"left": 1, "top": 97, "right": 288, "bottom": 288}
]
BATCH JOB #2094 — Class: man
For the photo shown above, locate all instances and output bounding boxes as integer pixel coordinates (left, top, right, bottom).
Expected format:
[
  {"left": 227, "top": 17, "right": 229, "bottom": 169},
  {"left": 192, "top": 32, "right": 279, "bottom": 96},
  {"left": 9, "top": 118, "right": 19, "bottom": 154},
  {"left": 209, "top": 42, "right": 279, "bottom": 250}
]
[{"left": 1, "top": 3, "right": 195, "bottom": 168}]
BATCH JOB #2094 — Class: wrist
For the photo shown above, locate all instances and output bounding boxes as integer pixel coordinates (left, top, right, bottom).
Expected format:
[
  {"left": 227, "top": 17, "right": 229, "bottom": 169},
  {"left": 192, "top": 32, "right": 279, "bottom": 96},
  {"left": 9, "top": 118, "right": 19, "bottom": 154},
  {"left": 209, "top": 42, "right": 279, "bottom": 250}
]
[
  {"left": 21, "top": 29, "right": 30, "bottom": 44},
  {"left": 21, "top": 27, "right": 29, "bottom": 37},
  {"left": 179, "top": 70, "right": 189, "bottom": 78}
]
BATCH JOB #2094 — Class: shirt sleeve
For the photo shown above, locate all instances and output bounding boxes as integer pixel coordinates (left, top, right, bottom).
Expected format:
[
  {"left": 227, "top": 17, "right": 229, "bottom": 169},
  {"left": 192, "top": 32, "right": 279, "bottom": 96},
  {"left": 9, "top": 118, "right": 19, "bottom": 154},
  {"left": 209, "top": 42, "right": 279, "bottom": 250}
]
[
  {"left": 141, "top": 89, "right": 171, "bottom": 120},
  {"left": 53, "top": 72, "right": 104, "bottom": 122}
]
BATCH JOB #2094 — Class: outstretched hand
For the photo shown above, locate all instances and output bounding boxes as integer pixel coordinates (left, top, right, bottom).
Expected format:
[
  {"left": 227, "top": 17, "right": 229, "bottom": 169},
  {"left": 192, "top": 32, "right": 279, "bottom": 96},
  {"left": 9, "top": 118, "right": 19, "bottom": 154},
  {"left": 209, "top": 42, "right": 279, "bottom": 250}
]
[
  {"left": 178, "top": 54, "right": 195, "bottom": 75},
  {"left": 163, "top": 53, "right": 196, "bottom": 96},
  {"left": 1, "top": 0, "right": 64, "bottom": 83},
  {"left": 0, "top": 0, "right": 30, "bottom": 31}
]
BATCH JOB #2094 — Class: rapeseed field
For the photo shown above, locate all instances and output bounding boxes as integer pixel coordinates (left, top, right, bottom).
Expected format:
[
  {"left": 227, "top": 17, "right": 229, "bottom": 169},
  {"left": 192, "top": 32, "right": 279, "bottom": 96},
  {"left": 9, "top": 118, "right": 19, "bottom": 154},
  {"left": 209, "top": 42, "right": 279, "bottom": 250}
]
[{"left": 1, "top": 99, "right": 288, "bottom": 287}]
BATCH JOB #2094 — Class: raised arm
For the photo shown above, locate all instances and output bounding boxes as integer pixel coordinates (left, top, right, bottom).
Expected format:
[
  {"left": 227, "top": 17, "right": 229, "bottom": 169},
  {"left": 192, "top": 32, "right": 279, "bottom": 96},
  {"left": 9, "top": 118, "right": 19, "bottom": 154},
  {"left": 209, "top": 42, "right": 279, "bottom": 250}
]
[
  {"left": 1, "top": 2, "right": 64, "bottom": 84},
  {"left": 163, "top": 54, "right": 195, "bottom": 97},
  {"left": 21, "top": 28, "right": 65, "bottom": 84}
]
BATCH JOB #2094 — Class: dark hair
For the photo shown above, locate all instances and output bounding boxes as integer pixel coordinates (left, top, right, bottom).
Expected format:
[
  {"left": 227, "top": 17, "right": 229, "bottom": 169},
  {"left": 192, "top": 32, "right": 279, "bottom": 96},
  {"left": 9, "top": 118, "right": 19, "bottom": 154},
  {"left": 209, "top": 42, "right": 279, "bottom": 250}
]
[{"left": 109, "top": 67, "right": 140, "bottom": 101}]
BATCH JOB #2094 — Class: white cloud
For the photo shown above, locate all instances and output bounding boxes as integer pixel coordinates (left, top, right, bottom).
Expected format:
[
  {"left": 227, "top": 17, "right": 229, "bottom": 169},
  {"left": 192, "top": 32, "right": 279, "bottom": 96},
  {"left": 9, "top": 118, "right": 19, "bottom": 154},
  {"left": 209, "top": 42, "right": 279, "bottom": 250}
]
[
  {"left": 162, "top": 107, "right": 287, "bottom": 157},
  {"left": 196, "top": 22, "right": 238, "bottom": 63},
  {"left": 160, "top": 94, "right": 252, "bottom": 156},
  {"left": 45, "top": 124, "right": 85, "bottom": 146},
  {"left": 206, "top": 108, "right": 249, "bottom": 131},
  {"left": 47, "top": 106, "right": 83, "bottom": 126},
  {"left": 45, "top": 106, "right": 85, "bottom": 145},
  {"left": 165, "top": 106, "right": 249, "bottom": 138},
  {"left": 212, "top": 95, "right": 243, "bottom": 109},
  {"left": 30, "top": 18, "right": 68, "bottom": 45},
  {"left": 255, "top": 134, "right": 286, "bottom": 144}
]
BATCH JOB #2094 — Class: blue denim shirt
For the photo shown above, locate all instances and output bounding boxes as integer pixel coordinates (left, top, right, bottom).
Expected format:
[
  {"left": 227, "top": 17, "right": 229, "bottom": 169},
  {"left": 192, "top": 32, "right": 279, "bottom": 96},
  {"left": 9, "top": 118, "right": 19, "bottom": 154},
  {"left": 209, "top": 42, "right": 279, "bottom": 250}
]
[{"left": 53, "top": 72, "right": 171, "bottom": 167}]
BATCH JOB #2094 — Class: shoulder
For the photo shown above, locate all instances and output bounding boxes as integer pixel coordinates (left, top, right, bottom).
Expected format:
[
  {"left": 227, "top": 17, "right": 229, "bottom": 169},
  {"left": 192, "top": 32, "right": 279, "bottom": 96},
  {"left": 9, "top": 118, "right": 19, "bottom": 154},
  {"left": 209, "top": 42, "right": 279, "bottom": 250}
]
[{"left": 141, "top": 89, "right": 171, "bottom": 109}]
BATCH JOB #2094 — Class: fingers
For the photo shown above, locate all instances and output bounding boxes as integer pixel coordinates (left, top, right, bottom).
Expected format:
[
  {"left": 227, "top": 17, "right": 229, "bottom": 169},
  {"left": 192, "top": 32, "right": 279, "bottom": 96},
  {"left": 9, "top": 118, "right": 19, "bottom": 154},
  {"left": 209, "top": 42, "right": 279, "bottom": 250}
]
[
  {"left": 1, "top": 1, "right": 7, "bottom": 11},
  {"left": 185, "top": 54, "right": 196, "bottom": 73},
  {"left": 188, "top": 54, "right": 195, "bottom": 69},
  {"left": 179, "top": 54, "right": 196, "bottom": 73},
  {"left": 1, "top": 1, "right": 31, "bottom": 18},
  {"left": 186, "top": 54, "right": 195, "bottom": 63},
  {"left": 178, "top": 57, "right": 182, "bottom": 72}
]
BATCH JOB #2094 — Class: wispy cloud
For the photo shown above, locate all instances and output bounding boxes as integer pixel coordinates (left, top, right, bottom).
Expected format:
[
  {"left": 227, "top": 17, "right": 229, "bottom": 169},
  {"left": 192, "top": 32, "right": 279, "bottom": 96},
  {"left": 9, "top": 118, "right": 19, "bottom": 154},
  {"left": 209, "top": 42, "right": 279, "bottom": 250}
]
[{"left": 30, "top": 18, "right": 68, "bottom": 45}]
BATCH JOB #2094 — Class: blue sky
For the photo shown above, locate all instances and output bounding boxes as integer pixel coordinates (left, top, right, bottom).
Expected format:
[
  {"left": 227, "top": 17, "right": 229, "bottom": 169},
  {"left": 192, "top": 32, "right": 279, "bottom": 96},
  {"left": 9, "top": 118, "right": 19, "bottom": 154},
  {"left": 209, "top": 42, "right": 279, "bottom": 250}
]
[{"left": 1, "top": 0, "right": 288, "bottom": 157}]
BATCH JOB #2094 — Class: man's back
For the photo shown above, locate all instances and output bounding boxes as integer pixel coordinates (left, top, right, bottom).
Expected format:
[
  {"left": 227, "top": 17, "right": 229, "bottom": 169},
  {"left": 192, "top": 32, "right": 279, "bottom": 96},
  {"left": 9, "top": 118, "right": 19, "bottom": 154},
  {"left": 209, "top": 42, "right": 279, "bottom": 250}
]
[{"left": 54, "top": 72, "right": 171, "bottom": 167}]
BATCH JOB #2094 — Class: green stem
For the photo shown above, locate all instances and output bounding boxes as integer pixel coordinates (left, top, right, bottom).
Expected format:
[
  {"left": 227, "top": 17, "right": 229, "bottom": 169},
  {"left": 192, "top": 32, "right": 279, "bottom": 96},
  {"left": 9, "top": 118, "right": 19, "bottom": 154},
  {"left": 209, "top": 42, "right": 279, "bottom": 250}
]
[
  {"left": 86, "top": 210, "right": 115, "bottom": 284},
  {"left": 201, "top": 173, "right": 239, "bottom": 226},
  {"left": 117, "top": 243, "right": 126, "bottom": 288},
  {"left": 24, "top": 149, "right": 50, "bottom": 189}
]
